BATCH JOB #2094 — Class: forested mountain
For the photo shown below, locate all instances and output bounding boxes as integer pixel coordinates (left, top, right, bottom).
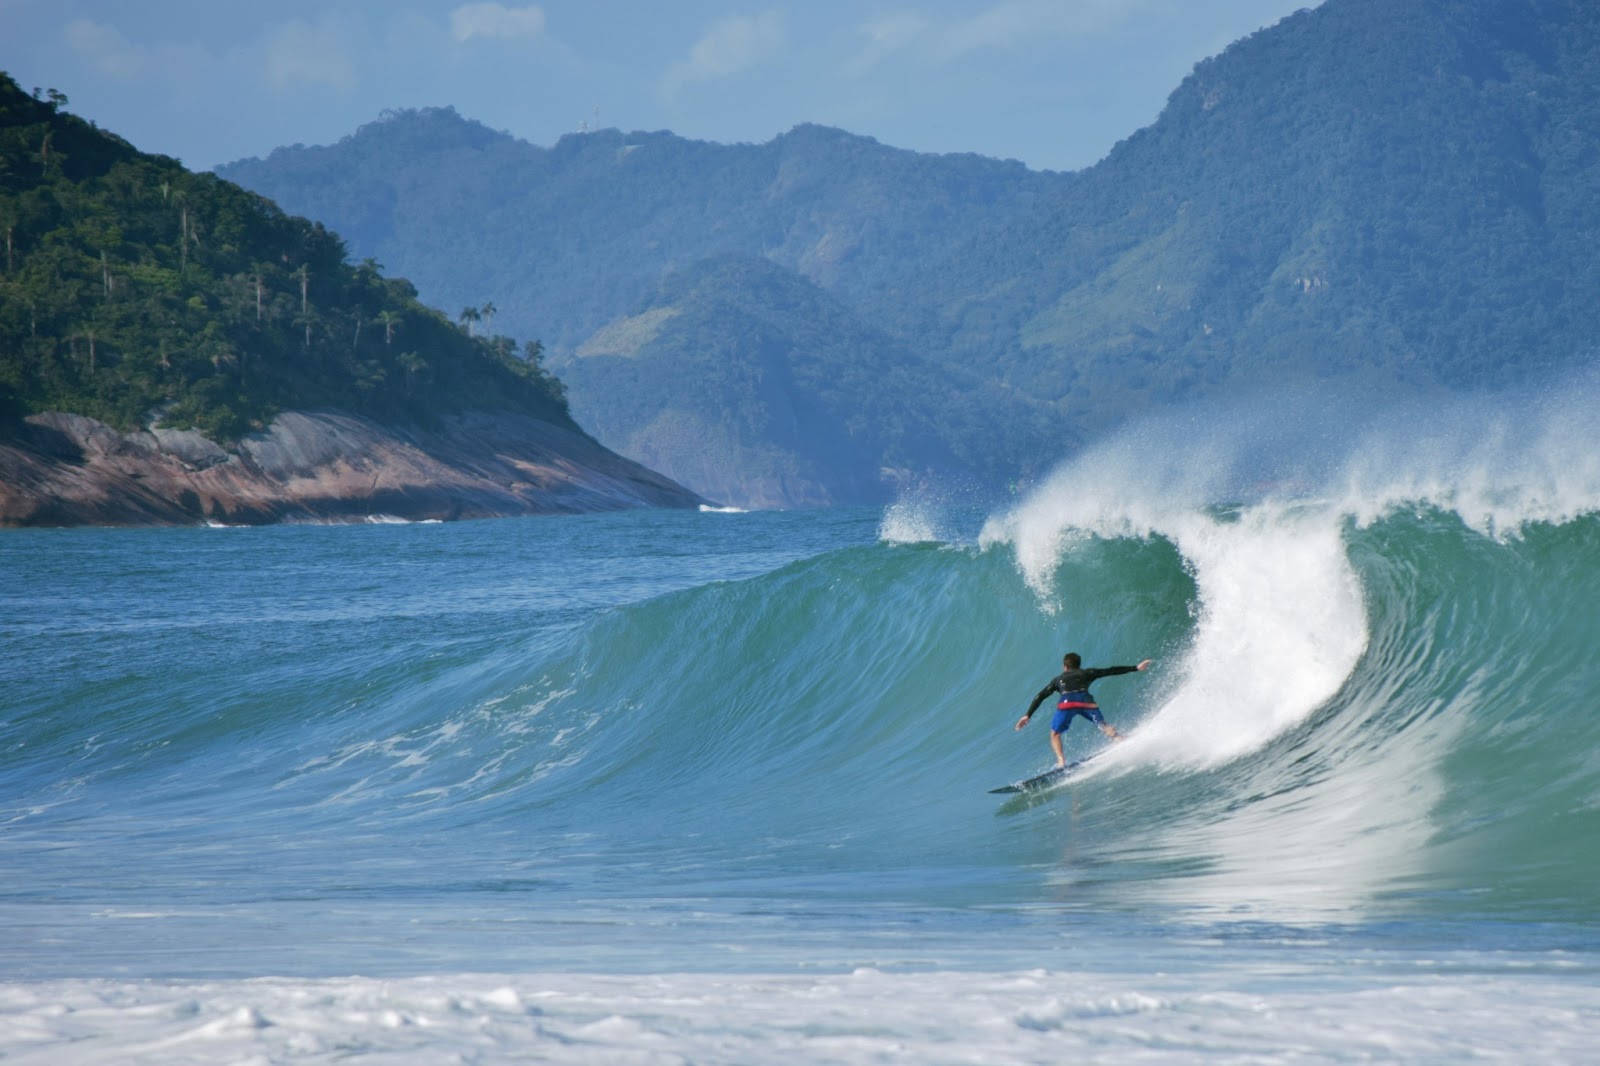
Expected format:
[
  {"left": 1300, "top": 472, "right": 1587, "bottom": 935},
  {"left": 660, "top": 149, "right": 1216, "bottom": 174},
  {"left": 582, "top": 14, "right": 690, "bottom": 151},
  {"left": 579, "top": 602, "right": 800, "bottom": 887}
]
[
  {"left": 220, "top": 115, "right": 1059, "bottom": 357},
  {"left": 0, "top": 72, "right": 700, "bottom": 525},
  {"left": 221, "top": 0, "right": 1600, "bottom": 507},
  {"left": 0, "top": 72, "right": 567, "bottom": 443},
  {"left": 219, "top": 115, "right": 1068, "bottom": 504},
  {"left": 560, "top": 256, "right": 1063, "bottom": 507},
  {"left": 929, "top": 0, "right": 1600, "bottom": 405}
]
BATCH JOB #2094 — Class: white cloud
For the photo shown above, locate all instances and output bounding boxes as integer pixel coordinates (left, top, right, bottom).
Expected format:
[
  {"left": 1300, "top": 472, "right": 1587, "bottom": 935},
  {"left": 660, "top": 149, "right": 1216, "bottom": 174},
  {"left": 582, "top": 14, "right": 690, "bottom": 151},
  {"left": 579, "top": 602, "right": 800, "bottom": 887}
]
[
  {"left": 951, "top": 4, "right": 1044, "bottom": 55},
  {"left": 843, "top": 13, "right": 930, "bottom": 77},
  {"left": 63, "top": 18, "right": 216, "bottom": 84},
  {"left": 64, "top": 18, "right": 141, "bottom": 80},
  {"left": 64, "top": 13, "right": 357, "bottom": 98},
  {"left": 450, "top": 3, "right": 546, "bottom": 43},
  {"left": 661, "top": 10, "right": 785, "bottom": 98},
  {"left": 845, "top": 0, "right": 1136, "bottom": 74},
  {"left": 263, "top": 18, "right": 357, "bottom": 92}
]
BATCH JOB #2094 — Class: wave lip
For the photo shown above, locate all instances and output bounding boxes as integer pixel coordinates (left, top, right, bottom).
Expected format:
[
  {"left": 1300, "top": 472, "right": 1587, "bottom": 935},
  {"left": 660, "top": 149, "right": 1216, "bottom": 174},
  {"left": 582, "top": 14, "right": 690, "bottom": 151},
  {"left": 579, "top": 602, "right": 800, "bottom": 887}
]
[{"left": 985, "top": 489, "right": 1368, "bottom": 770}]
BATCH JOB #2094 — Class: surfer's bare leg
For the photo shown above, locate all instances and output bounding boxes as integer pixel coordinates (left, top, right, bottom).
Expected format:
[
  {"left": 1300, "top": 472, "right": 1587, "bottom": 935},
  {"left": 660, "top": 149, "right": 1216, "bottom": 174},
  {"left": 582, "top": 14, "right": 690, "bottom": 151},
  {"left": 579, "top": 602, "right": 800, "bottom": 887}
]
[
  {"left": 1100, "top": 722, "right": 1123, "bottom": 742},
  {"left": 1050, "top": 730, "right": 1067, "bottom": 768}
]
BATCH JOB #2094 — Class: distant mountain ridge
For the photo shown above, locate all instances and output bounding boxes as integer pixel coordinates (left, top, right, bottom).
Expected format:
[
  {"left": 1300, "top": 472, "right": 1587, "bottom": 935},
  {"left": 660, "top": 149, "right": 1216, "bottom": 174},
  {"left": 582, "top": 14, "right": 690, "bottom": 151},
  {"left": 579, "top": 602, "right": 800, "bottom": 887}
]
[
  {"left": 220, "top": 0, "right": 1600, "bottom": 508},
  {"left": 560, "top": 255, "right": 1029, "bottom": 508},
  {"left": 221, "top": 112, "right": 1058, "bottom": 354},
  {"left": 218, "top": 112, "right": 1079, "bottom": 504}
]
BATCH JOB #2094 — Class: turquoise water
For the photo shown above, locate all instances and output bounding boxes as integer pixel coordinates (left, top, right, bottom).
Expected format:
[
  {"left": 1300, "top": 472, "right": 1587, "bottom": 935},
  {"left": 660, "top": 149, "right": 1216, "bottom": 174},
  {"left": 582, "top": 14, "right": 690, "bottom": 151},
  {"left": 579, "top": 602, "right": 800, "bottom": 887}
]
[{"left": 5, "top": 393, "right": 1600, "bottom": 1060}]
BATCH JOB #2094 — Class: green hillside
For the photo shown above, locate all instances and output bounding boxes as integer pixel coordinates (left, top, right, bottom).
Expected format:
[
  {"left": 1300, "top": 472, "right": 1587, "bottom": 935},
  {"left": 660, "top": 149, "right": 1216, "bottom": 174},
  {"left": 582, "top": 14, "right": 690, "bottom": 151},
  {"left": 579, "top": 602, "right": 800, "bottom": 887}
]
[
  {"left": 932, "top": 0, "right": 1600, "bottom": 408},
  {"left": 0, "top": 73, "right": 568, "bottom": 443},
  {"left": 560, "top": 256, "right": 1064, "bottom": 506}
]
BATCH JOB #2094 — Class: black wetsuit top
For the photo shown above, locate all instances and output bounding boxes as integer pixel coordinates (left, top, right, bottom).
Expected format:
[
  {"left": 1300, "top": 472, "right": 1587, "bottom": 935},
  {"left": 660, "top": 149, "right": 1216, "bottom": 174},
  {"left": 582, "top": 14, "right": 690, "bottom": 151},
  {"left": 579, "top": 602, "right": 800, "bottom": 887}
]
[{"left": 1024, "top": 665, "right": 1139, "bottom": 719}]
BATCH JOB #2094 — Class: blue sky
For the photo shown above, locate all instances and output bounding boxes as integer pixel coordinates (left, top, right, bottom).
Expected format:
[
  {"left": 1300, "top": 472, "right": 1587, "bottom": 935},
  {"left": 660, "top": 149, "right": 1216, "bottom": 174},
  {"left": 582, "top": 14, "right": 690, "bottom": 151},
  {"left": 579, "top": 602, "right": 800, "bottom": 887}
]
[{"left": 3, "top": 0, "right": 1315, "bottom": 172}]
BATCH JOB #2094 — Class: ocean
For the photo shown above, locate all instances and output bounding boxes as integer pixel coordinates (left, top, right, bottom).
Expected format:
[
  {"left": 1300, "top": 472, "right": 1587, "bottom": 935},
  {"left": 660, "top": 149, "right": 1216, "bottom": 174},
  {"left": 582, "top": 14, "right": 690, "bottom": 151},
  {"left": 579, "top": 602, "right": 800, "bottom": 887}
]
[{"left": 3, "top": 386, "right": 1600, "bottom": 1063}]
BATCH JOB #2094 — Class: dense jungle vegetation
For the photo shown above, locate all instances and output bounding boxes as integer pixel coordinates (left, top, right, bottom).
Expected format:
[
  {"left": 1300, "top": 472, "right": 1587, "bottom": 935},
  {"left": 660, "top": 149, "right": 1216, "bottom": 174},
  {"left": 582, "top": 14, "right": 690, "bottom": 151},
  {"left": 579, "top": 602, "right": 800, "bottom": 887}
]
[{"left": 0, "top": 72, "right": 568, "bottom": 442}]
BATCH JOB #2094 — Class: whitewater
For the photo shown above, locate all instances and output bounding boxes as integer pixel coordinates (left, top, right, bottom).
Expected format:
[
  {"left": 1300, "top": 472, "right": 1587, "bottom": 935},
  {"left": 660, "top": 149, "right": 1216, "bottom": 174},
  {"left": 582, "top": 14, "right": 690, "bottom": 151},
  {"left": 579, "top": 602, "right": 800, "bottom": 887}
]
[{"left": 4, "top": 383, "right": 1600, "bottom": 1063}]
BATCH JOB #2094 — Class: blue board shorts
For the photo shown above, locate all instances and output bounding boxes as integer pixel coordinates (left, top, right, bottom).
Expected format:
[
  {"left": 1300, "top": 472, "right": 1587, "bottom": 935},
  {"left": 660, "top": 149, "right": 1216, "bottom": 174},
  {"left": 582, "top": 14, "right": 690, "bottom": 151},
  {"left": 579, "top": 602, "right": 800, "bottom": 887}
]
[{"left": 1051, "top": 698, "right": 1104, "bottom": 734}]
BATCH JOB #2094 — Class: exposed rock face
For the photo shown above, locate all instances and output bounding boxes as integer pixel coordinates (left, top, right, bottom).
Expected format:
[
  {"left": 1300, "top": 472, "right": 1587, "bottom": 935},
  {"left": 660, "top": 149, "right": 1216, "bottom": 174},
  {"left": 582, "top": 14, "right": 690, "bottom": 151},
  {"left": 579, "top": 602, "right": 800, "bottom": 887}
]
[{"left": 0, "top": 409, "right": 706, "bottom": 527}]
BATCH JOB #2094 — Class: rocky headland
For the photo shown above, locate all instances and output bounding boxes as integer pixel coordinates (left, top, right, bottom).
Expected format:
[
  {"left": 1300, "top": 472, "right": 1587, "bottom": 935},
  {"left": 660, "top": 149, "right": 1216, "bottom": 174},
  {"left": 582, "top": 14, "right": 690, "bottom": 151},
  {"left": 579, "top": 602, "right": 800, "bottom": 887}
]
[{"left": 0, "top": 410, "right": 705, "bottom": 527}]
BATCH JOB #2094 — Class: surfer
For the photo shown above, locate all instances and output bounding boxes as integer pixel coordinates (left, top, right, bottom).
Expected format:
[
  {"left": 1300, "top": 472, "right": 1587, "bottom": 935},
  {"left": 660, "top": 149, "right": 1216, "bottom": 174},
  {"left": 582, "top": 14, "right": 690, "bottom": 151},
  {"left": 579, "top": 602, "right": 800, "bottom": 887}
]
[{"left": 1015, "top": 653, "right": 1152, "bottom": 767}]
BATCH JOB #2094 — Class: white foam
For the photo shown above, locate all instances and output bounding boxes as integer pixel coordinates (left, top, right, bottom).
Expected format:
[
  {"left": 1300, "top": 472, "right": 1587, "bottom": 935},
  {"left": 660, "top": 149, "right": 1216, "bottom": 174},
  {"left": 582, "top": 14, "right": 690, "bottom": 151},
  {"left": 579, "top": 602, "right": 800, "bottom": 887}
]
[
  {"left": 984, "top": 487, "right": 1367, "bottom": 768},
  {"left": 981, "top": 373, "right": 1600, "bottom": 766},
  {"left": 1132, "top": 502, "right": 1368, "bottom": 768},
  {"left": 2, "top": 967, "right": 1594, "bottom": 1064},
  {"left": 1331, "top": 382, "right": 1600, "bottom": 535}
]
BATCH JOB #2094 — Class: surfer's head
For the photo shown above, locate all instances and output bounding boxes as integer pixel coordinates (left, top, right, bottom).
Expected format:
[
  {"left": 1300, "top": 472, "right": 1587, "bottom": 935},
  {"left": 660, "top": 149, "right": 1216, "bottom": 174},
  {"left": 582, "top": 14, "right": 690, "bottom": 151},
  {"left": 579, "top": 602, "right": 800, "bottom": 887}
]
[{"left": 1062, "top": 652, "right": 1082, "bottom": 669}]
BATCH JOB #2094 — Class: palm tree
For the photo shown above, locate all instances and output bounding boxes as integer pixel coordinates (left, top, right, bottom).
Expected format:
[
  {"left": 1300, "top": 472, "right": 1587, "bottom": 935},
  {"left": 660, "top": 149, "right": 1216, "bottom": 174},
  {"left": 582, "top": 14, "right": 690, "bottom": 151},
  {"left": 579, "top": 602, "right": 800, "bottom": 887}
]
[
  {"left": 398, "top": 351, "right": 428, "bottom": 393},
  {"left": 176, "top": 197, "right": 198, "bottom": 275},
  {"left": 252, "top": 267, "right": 266, "bottom": 324},
  {"left": 3, "top": 211, "right": 16, "bottom": 272},
  {"left": 377, "top": 310, "right": 401, "bottom": 347},
  {"left": 459, "top": 306, "right": 481, "bottom": 337},
  {"left": 480, "top": 301, "right": 496, "bottom": 332}
]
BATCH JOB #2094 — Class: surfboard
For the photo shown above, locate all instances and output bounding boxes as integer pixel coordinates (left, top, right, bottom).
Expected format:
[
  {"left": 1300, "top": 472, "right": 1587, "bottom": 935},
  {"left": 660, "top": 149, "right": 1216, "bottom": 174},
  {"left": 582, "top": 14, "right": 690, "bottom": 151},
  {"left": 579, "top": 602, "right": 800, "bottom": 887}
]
[{"left": 989, "top": 755, "right": 1095, "bottom": 794}]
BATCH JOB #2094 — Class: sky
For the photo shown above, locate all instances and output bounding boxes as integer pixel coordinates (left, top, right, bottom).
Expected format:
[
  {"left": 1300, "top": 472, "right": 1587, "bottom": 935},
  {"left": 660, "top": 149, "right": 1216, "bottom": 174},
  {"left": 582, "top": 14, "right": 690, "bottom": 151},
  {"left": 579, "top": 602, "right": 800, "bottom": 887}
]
[{"left": 2, "top": 0, "right": 1317, "bottom": 173}]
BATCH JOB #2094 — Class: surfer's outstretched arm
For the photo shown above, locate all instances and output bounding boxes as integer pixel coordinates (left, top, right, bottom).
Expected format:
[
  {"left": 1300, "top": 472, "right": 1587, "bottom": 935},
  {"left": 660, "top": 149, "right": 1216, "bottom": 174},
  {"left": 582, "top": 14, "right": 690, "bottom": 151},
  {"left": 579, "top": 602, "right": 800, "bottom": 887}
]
[
  {"left": 1015, "top": 684, "right": 1054, "bottom": 731},
  {"left": 1098, "top": 660, "right": 1150, "bottom": 739}
]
